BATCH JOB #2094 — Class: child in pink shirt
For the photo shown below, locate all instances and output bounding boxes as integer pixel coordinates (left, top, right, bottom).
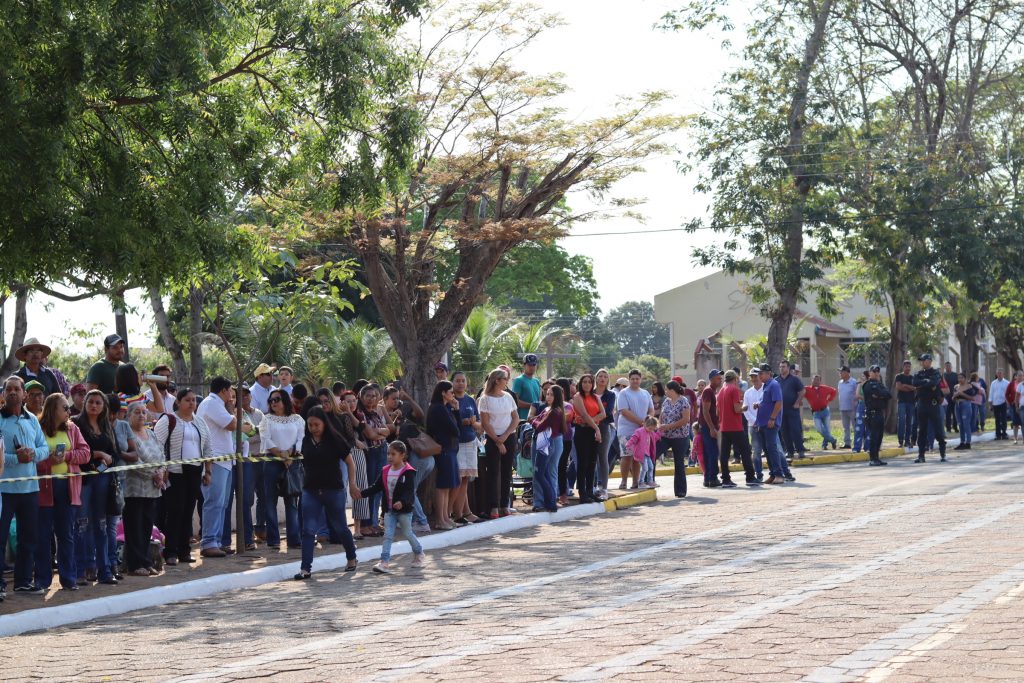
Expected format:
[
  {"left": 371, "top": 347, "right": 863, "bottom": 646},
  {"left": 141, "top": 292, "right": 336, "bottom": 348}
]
[{"left": 627, "top": 417, "right": 661, "bottom": 489}]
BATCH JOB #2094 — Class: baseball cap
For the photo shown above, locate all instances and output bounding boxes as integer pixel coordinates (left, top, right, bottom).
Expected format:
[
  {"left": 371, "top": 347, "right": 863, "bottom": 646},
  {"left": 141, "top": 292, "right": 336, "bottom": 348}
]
[
  {"left": 918, "top": 353, "right": 933, "bottom": 361},
  {"left": 103, "top": 334, "right": 124, "bottom": 348},
  {"left": 615, "top": 377, "right": 629, "bottom": 387},
  {"left": 70, "top": 383, "right": 87, "bottom": 396},
  {"left": 708, "top": 369, "right": 723, "bottom": 380},
  {"left": 435, "top": 362, "right": 448, "bottom": 371},
  {"left": 724, "top": 370, "right": 738, "bottom": 381},
  {"left": 758, "top": 363, "right": 772, "bottom": 374},
  {"left": 749, "top": 368, "right": 759, "bottom": 376},
  {"left": 671, "top": 375, "right": 683, "bottom": 384},
  {"left": 23, "top": 380, "right": 44, "bottom": 393},
  {"left": 840, "top": 365, "right": 851, "bottom": 373},
  {"left": 523, "top": 353, "right": 539, "bottom": 365},
  {"left": 869, "top": 364, "right": 881, "bottom": 372}
]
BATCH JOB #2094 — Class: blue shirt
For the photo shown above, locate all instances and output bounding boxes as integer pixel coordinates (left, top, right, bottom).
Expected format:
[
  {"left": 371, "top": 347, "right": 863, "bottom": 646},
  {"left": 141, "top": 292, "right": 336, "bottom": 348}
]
[
  {"left": 0, "top": 409, "right": 50, "bottom": 494},
  {"left": 456, "top": 394, "right": 479, "bottom": 443},
  {"left": 778, "top": 374, "right": 804, "bottom": 407},
  {"left": 756, "top": 379, "right": 783, "bottom": 428},
  {"left": 837, "top": 377, "right": 859, "bottom": 411},
  {"left": 511, "top": 375, "right": 541, "bottom": 420}
]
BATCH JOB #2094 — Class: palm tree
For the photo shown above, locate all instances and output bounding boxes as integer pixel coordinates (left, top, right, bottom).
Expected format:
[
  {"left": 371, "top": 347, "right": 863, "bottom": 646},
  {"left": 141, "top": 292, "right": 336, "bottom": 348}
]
[
  {"left": 508, "top": 319, "right": 570, "bottom": 378},
  {"left": 318, "top": 320, "right": 403, "bottom": 386},
  {"left": 451, "top": 307, "right": 520, "bottom": 389}
]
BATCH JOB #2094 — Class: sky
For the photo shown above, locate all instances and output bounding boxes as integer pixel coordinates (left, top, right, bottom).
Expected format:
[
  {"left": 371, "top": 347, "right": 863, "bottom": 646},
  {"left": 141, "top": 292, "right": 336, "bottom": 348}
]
[{"left": 5, "top": 0, "right": 735, "bottom": 356}]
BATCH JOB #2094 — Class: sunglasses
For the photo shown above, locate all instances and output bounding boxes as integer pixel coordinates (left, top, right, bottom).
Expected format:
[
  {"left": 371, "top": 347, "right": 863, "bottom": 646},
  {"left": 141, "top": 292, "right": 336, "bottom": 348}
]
[{"left": 269, "top": 397, "right": 283, "bottom": 404}]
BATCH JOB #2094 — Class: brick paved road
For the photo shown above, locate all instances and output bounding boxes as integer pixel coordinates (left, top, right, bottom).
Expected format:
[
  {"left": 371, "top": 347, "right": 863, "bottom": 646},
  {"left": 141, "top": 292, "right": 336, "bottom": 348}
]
[{"left": 8, "top": 442, "right": 1024, "bottom": 682}]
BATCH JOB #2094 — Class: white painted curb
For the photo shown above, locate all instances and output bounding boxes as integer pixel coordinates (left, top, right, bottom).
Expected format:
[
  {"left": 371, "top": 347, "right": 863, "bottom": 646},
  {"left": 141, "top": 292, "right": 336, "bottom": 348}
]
[{"left": 0, "top": 503, "right": 607, "bottom": 637}]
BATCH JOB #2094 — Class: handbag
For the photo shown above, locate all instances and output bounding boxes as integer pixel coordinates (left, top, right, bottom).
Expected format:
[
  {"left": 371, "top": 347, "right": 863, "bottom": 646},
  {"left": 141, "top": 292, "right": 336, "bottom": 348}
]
[
  {"left": 276, "top": 461, "right": 304, "bottom": 498},
  {"left": 408, "top": 429, "right": 442, "bottom": 457},
  {"left": 107, "top": 472, "right": 125, "bottom": 516}
]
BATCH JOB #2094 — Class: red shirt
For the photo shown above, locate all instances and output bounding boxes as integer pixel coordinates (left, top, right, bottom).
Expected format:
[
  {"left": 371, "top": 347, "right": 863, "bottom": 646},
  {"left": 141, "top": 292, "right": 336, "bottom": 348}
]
[
  {"left": 805, "top": 384, "right": 837, "bottom": 412},
  {"left": 718, "top": 383, "right": 744, "bottom": 432},
  {"left": 697, "top": 386, "right": 718, "bottom": 430}
]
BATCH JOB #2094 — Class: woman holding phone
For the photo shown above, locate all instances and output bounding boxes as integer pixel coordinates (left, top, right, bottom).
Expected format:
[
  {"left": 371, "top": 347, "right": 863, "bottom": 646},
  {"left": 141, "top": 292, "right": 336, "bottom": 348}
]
[
  {"left": 71, "top": 390, "right": 119, "bottom": 585},
  {"left": 35, "top": 394, "right": 92, "bottom": 590}
]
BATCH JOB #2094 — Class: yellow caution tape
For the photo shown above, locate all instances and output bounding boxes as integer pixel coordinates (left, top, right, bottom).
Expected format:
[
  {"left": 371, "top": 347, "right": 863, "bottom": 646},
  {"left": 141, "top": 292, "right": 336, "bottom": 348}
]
[{"left": 0, "top": 454, "right": 303, "bottom": 484}]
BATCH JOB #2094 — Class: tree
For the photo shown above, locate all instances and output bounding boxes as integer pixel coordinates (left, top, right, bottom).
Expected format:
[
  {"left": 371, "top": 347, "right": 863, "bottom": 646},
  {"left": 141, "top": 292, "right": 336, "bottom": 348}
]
[
  {"left": 477, "top": 242, "right": 597, "bottom": 316},
  {"left": 610, "top": 355, "right": 672, "bottom": 387},
  {"left": 602, "top": 301, "right": 671, "bottom": 360},
  {"left": 450, "top": 307, "right": 521, "bottom": 389},
  {"left": 306, "top": 1, "right": 682, "bottom": 403},
  {"left": 666, "top": 0, "right": 841, "bottom": 368},
  {"left": 317, "top": 321, "right": 404, "bottom": 388}
]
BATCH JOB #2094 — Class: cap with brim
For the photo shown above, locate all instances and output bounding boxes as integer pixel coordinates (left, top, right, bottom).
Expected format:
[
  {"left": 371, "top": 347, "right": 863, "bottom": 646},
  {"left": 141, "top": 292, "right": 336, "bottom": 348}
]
[
  {"left": 278, "top": 366, "right": 294, "bottom": 374},
  {"left": 15, "top": 338, "right": 51, "bottom": 362},
  {"left": 869, "top": 365, "right": 881, "bottom": 372},
  {"left": 70, "top": 383, "right": 87, "bottom": 395},
  {"left": 671, "top": 376, "right": 683, "bottom": 384},
  {"left": 749, "top": 368, "right": 760, "bottom": 376},
  {"left": 758, "top": 363, "right": 772, "bottom": 373},
  {"left": 615, "top": 377, "right": 629, "bottom": 386},
  {"left": 708, "top": 369, "right": 723, "bottom": 380},
  {"left": 23, "top": 380, "right": 45, "bottom": 393},
  {"left": 254, "top": 363, "right": 277, "bottom": 377},
  {"left": 840, "top": 365, "right": 851, "bottom": 373},
  {"left": 724, "top": 370, "right": 738, "bottom": 381},
  {"left": 918, "top": 353, "right": 933, "bottom": 361},
  {"left": 523, "top": 353, "right": 539, "bottom": 365},
  {"left": 435, "top": 362, "right": 448, "bottom": 371},
  {"left": 103, "top": 334, "right": 124, "bottom": 348}
]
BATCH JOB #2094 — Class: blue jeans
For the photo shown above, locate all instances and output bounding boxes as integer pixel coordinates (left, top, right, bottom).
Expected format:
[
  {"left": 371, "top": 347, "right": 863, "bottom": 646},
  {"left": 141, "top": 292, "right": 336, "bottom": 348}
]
[
  {"left": 853, "top": 403, "right": 866, "bottom": 452},
  {"left": 701, "top": 425, "right": 720, "bottom": 484},
  {"left": 780, "top": 407, "right": 805, "bottom": 457},
  {"left": 364, "top": 445, "right": 388, "bottom": 527},
  {"left": 813, "top": 408, "right": 835, "bottom": 447},
  {"left": 262, "top": 460, "right": 301, "bottom": 547},
  {"left": 973, "top": 403, "right": 981, "bottom": 432},
  {"left": 0, "top": 491, "right": 39, "bottom": 589},
  {"left": 408, "top": 453, "right": 434, "bottom": 527},
  {"left": 36, "top": 480, "right": 77, "bottom": 588},
  {"left": 897, "top": 402, "right": 916, "bottom": 445},
  {"left": 221, "top": 461, "right": 256, "bottom": 548},
  {"left": 957, "top": 402, "right": 973, "bottom": 445},
  {"left": 300, "top": 488, "right": 356, "bottom": 572},
  {"left": 380, "top": 512, "right": 423, "bottom": 562},
  {"left": 76, "top": 475, "right": 112, "bottom": 581},
  {"left": 749, "top": 428, "right": 764, "bottom": 477},
  {"left": 758, "top": 425, "right": 786, "bottom": 478},
  {"left": 534, "top": 436, "right": 562, "bottom": 510},
  {"left": 200, "top": 465, "right": 232, "bottom": 550}
]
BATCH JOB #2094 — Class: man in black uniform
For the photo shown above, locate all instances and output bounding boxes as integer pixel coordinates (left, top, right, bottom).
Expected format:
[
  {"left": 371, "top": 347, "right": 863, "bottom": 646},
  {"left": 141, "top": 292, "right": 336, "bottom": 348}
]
[
  {"left": 862, "top": 365, "right": 892, "bottom": 466},
  {"left": 913, "top": 353, "right": 947, "bottom": 463}
]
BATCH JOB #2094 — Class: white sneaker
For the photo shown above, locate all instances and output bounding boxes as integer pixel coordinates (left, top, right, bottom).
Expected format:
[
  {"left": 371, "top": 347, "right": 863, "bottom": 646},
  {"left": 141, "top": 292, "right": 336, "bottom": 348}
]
[
  {"left": 372, "top": 561, "right": 392, "bottom": 574},
  {"left": 411, "top": 553, "right": 425, "bottom": 568},
  {"left": 412, "top": 523, "right": 431, "bottom": 534}
]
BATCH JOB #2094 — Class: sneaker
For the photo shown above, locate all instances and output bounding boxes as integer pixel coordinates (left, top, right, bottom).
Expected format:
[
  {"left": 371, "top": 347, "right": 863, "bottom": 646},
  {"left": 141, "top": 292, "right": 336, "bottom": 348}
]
[
  {"left": 745, "top": 479, "right": 761, "bottom": 487},
  {"left": 703, "top": 481, "right": 722, "bottom": 488},
  {"left": 914, "top": 457, "right": 926, "bottom": 463},
  {"left": 783, "top": 474, "right": 796, "bottom": 482},
  {"left": 411, "top": 553, "right": 425, "bottom": 568},
  {"left": 756, "top": 473, "right": 764, "bottom": 482},
  {"left": 412, "top": 523, "right": 431, "bottom": 534},
  {"left": 373, "top": 562, "right": 392, "bottom": 574},
  {"left": 720, "top": 480, "right": 738, "bottom": 488},
  {"left": 14, "top": 584, "right": 45, "bottom": 595},
  {"left": 868, "top": 459, "right": 885, "bottom": 466}
]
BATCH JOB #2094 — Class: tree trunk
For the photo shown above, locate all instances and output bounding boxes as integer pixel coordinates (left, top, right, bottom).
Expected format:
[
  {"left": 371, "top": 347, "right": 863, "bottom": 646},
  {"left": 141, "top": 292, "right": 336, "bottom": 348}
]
[
  {"left": 113, "top": 290, "right": 130, "bottom": 362},
  {"left": 0, "top": 286, "right": 29, "bottom": 376},
  {"left": 766, "top": 304, "right": 795, "bottom": 369},
  {"left": 149, "top": 286, "right": 190, "bottom": 380},
  {"left": 954, "top": 319, "right": 981, "bottom": 373},
  {"left": 885, "top": 308, "right": 908, "bottom": 433},
  {"left": 188, "top": 286, "right": 206, "bottom": 387}
]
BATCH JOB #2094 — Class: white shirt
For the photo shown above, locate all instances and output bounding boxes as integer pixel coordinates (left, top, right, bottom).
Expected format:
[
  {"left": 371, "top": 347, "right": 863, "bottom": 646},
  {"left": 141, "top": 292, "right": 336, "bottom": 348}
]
[
  {"left": 478, "top": 392, "right": 517, "bottom": 435},
  {"left": 989, "top": 378, "right": 1009, "bottom": 406},
  {"left": 144, "top": 389, "right": 175, "bottom": 416},
  {"left": 743, "top": 386, "right": 763, "bottom": 424},
  {"left": 249, "top": 382, "right": 275, "bottom": 413},
  {"left": 181, "top": 420, "right": 202, "bottom": 461},
  {"left": 260, "top": 414, "right": 305, "bottom": 454},
  {"left": 197, "top": 393, "right": 236, "bottom": 468}
]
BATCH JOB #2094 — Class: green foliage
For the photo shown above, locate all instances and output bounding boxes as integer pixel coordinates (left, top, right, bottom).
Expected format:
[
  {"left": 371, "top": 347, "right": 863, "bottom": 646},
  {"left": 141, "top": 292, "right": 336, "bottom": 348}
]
[
  {"left": 450, "top": 307, "right": 521, "bottom": 389},
  {"left": 315, "top": 320, "right": 403, "bottom": 388},
  {"left": 600, "top": 301, "right": 670, "bottom": 359},
  {"left": 470, "top": 242, "right": 597, "bottom": 317},
  {"left": 610, "top": 355, "right": 672, "bottom": 386}
]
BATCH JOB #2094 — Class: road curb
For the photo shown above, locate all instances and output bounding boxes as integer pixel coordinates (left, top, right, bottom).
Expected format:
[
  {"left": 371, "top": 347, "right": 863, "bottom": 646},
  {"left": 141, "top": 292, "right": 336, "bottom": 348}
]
[{"left": 0, "top": 494, "right": 661, "bottom": 637}]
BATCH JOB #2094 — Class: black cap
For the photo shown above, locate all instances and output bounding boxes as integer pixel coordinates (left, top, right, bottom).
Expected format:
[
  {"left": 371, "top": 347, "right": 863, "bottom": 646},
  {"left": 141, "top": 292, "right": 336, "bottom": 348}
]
[
  {"left": 708, "top": 368, "right": 723, "bottom": 379},
  {"left": 103, "top": 334, "right": 124, "bottom": 348},
  {"left": 523, "top": 353, "right": 539, "bottom": 365},
  {"left": 918, "top": 353, "right": 933, "bottom": 361},
  {"left": 840, "top": 365, "right": 851, "bottom": 373},
  {"left": 758, "top": 363, "right": 772, "bottom": 373},
  {"left": 869, "top": 364, "right": 881, "bottom": 372}
]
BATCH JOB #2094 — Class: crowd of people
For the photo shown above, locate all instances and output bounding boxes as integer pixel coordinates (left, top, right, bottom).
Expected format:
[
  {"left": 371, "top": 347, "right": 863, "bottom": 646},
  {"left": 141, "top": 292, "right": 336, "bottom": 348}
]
[{"left": 0, "top": 334, "right": 1011, "bottom": 598}]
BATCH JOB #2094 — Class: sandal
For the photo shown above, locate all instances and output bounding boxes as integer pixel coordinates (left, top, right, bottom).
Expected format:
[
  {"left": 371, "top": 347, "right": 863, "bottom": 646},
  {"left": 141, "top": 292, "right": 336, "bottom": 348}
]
[{"left": 345, "top": 559, "right": 358, "bottom": 572}]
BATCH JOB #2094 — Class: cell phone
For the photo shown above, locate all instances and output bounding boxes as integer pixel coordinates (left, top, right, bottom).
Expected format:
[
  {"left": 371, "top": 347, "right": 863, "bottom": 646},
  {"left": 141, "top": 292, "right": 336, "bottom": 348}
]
[{"left": 56, "top": 443, "right": 66, "bottom": 455}]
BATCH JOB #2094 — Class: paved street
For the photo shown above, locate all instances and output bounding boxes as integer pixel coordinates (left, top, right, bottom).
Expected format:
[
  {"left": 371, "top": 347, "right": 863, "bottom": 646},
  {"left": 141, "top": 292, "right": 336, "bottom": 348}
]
[{"left": 8, "top": 441, "right": 1024, "bottom": 682}]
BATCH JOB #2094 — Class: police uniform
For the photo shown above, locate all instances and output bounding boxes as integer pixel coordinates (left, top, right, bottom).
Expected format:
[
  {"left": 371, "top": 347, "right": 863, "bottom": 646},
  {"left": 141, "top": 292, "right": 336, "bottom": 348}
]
[
  {"left": 862, "top": 373, "right": 891, "bottom": 464},
  {"left": 913, "top": 354, "right": 947, "bottom": 462}
]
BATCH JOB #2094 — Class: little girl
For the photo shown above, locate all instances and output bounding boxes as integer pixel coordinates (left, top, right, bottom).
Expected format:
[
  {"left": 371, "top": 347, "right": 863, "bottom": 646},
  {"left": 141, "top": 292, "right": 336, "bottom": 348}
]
[
  {"left": 360, "top": 440, "right": 425, "bottom": 574},
  {"left": 627, "top": 417, "right": 661, "bottom": 489}
]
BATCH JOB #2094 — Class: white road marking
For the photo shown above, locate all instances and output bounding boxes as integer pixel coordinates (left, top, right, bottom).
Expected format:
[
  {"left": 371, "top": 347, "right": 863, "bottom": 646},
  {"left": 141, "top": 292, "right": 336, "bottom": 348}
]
[
  {"left": 803, "top": 562, "right": 1024, "bottom": 683},
  {"left": 353, "top": 469, "right": 1009, "bottom": 682},
  {"left": 563, "top": 500, "right": 1023, "bottom": 680}
]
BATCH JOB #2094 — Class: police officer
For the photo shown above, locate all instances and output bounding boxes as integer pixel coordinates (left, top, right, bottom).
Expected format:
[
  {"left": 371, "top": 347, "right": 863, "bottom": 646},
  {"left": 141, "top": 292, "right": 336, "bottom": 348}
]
[
  {"left": 862, "top": 364, "right": 891, "bottom": 466},
  {"left": 912, "top": 353, "right": 947, "bottom": 462}
]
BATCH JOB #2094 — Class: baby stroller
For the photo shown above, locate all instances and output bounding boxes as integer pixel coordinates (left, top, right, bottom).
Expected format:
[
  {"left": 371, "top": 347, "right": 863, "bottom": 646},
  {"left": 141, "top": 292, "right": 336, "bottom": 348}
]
[{"left": 511, "top": 423, "right": 535, "bottom": 507}]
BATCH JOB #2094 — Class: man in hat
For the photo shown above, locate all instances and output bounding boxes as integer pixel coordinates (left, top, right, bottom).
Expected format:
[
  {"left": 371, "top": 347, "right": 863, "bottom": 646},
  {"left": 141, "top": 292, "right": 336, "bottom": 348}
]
[
  {"left": 23, "top": 380, "right": 45, "bottom": 418},
  {"left": 250, "top": 363, "right": 277, "bottom": 413},
  {"left": 276, "top": 366, "right": 295, "bottom": 396},
  {"left": 434, "top": 362, "right": 449, "bottom": 383},
  {"left": 755, "top": 363, "right": 789, "bottom": 484},
  {"left": 777, "top": 360, "right": 807, "bottom": 461},
  {"left": 85, "top": 334, "right": 125, "bottom": 393},
  {"left": 718, "top": 370, "right": 759, "bottom": 486},
  {"left": 15, "top": 338, "right": 65, "bottom": 397},
  {"left": 862, "top": 365, "right": 891, "bottom": 465},
  {"left": 69, "top": 383, "right": 87, "bottom": 417},
  {"left": 912, "top": 353, "right": 947, "bottom": 463},
  {"left": 699, "top": 369, "right": 725, "bottom": 488},
  {"left": 512, "top": 353, "right": 542, "bottom": 421}
]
